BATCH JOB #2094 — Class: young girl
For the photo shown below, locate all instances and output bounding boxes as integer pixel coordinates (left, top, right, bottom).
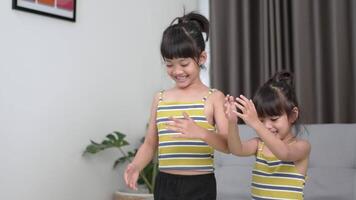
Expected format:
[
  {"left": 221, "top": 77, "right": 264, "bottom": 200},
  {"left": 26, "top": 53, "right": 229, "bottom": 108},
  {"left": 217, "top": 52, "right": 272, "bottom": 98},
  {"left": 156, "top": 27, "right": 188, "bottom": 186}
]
[
  {"left": 124, "top": 12, "right": 229, "bottom": 200},
  {"left": 225, "top": 71, "right": 311, "bottom": 200}
]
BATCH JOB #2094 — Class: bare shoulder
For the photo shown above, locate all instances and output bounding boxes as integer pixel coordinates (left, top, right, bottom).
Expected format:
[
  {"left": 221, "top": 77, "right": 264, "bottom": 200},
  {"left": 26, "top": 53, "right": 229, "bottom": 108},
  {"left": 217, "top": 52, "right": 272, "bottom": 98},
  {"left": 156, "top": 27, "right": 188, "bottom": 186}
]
[
  {"left": 210, "top": 89, "right": 225, "bottom": 97},
  {"left": 153, "top": 91, "right": 161, "bottom": 101},
  {"left": 161, "top": 87, "right": 175, "bottom": 94},
  {"left": 249, "top": 137, "right": 261, "bottom": 146},
  {"left": 205, "top": 89, "right": 226, "bottom": 113},
  {"left": 294, "top": 138, "right": 311, "bottom": 146},
  {"left": 292, "top": 139, "right": 311, "bottom": 153},
  {"left": 209, "top": 89, "right": 226, "bottom": 102},
  {"left": 151, "top": 91, "right": 163, "bottom": 107}
]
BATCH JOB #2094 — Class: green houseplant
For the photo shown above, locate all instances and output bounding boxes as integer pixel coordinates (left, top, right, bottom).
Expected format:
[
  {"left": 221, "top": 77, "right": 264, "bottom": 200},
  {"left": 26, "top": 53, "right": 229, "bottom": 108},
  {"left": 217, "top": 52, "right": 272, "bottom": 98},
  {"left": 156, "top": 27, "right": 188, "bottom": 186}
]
[{"left": 83, "top": 131, "right": 157, "bottom": 198}]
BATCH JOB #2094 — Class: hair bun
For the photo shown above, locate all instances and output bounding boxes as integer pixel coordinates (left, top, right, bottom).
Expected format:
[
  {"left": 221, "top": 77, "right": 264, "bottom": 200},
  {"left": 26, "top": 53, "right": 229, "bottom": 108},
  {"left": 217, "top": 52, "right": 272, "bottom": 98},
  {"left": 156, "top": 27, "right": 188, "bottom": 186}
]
[
  {"left": 177, "top": 16, "right": 188, "bottom": 24},
  {"left": 272, "top": 71, "right": 294, "bottom": 86},
  {"left": 176, "top": 12, "right": 209, "bottom": 41}
]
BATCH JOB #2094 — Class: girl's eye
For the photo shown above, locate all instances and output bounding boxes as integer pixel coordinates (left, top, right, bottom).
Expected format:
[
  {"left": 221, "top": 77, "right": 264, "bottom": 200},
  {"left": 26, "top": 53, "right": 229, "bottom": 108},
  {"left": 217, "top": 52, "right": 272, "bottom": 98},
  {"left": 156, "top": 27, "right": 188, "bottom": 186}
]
[
  {"left": 270, "top": 117, "right": 279, "bottom": 121},
  {"left": 181, "top": 63, "right": 189, "bottom": 67},
  {"left": 165, "top": 64, "right": 173, "bottom": 68}
]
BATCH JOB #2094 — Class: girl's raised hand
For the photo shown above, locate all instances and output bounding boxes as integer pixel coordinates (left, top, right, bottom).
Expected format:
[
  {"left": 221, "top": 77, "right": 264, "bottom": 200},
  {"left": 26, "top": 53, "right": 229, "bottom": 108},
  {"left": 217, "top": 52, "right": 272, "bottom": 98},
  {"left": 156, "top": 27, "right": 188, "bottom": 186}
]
[
  {"left": 235, "top": 95, "right": 259, "bottom": 128},
  {"left": 124, "top": 163, "right": 139, "bottom": 191},
  {"left": 224, "top": 94, "right": 239, "bottom": 123},
  {"left": 165, "top": 112, "right": 205, "bottom": 139}
]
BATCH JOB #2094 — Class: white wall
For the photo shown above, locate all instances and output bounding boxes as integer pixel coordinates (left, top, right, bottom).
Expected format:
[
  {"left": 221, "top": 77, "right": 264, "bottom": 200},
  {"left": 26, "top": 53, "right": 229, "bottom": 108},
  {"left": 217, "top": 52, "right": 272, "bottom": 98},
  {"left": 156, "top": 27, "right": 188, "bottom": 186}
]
[{"left": 0, "top": 1, "right": 201, "bottom": 200}]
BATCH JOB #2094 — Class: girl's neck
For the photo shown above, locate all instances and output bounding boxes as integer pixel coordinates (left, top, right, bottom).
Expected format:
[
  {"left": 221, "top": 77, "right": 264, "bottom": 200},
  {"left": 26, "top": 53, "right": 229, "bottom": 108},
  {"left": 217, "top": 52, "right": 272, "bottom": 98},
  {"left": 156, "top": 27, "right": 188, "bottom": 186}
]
[
  {"left": 282, "top": 133, "right": 296, "bottom": 143},
  {"left": 164, "top": 83, "right": 209, "bottom": 102},
  {"left": 174, "top": 80, "right": 205, "bottom": 91}
]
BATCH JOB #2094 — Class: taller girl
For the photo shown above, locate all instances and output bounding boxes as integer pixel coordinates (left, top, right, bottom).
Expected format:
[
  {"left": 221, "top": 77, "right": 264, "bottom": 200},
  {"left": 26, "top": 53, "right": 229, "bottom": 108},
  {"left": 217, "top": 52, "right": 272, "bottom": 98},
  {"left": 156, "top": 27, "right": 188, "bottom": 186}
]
[{"left": 124, "top": 12, "right": 228, "bottom": 200}]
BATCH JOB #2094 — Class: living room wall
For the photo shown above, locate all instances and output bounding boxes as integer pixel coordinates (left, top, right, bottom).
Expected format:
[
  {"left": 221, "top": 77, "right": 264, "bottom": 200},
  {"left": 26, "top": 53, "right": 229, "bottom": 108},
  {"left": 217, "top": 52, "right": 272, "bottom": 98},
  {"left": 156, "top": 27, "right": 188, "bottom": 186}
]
[{"left": 0, "top": 1, "right": 201, "bottom": 200}]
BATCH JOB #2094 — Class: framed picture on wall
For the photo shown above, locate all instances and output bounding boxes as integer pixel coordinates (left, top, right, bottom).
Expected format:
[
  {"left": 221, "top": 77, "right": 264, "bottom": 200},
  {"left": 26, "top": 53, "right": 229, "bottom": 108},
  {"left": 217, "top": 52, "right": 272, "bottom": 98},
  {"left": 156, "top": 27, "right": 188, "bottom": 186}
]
[{"left": 12, "top": 0, "right": 76, "bottom": 22}]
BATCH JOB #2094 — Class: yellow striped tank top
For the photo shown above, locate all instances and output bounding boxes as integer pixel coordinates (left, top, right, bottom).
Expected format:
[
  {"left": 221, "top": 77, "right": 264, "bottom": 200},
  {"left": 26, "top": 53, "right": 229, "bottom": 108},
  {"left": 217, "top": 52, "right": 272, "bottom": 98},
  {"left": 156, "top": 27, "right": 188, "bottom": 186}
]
[
  {"left": 251, "top": 142, "right": 306, "bottom": 200},
  {"left": 156, "top": 89, "right": 216, "bottom": 172}
]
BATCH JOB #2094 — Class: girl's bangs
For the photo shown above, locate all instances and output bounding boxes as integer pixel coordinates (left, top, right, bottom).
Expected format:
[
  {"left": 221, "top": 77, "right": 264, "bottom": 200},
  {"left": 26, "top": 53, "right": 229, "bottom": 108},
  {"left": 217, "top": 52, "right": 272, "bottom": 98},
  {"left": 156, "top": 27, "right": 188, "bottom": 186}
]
[
  {"left": 161, "top": 29, "right": 198, "bottom": 60},
  {"left": 254, "top": 89, "right": 285, "bottom": 118}
]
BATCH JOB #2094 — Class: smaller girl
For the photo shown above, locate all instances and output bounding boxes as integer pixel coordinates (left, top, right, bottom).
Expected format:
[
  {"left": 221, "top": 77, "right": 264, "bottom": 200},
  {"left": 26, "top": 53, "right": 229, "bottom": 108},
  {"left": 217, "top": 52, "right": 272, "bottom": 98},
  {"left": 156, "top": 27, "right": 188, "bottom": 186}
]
[{"left": 225, "top": 71, "right": 311, "bottom": 200}]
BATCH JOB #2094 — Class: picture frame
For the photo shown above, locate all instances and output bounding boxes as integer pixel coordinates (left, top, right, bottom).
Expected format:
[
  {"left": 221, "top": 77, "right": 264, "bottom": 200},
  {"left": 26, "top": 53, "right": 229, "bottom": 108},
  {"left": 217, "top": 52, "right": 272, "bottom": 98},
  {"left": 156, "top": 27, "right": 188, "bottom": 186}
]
[{"left": 12, "top": 0, "right": 76, "bottom": 22}]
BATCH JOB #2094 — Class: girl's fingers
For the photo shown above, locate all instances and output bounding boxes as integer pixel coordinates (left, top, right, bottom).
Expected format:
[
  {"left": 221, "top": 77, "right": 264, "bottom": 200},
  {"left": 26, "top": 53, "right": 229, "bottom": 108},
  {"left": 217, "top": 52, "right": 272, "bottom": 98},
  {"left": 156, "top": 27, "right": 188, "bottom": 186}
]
[
  {"left": 236, "top": 111, "right": 244, "bottom": 119},
  {"left": 239, "top": 95, "right": 249, "bottom": 101},
  {"left": 125, "top": 165, "right": 134, "bottom": 184},
  {"left": 225, "top": 94, "right": 230, "bottom": 101},
  {"left": 239, "top": 95, "right": 253, "bottom": 108},
  {"left": 124, "top": 163, "right": 139, "bottom": 190},
  {"left": 249, "top": 99, "right": 257, "bottom": 111},
  {"left": 132, "top": 182, "right": 137, "bottom": 190},
  {"left": 224, "top": 104, "right": 230, "bottom": 112},
  {"left": 165, "top": 121, "right": 174, "bottom": 126},
  {"left": 166, "top": 119, "right": 183, "bottom": 127},
  {"left": 169, "top": 117, "right": 182, "bottom": 124},
  {"left": 169, "top": 116, "right": 189, "bottom": 125},
  {"left": 166, "top": 125, "right": 181, "bottom": 132},
  {"left": 233, "top": 102, "right": 239, "bottom": 108},
  {"left": 124, "top": 166, "right": 132, "bottom": 183},
  {"left": 234, "top": 102, "right": 243, "bottom": 110},
  {"left": 124, "top": 173, "right": 128, "bottom": 184},
  {"left": 128, "top": 174, "right": 137, "bottom": 190},
  {"left": 172, "top": 133, "right": 183, "bottom": 138},
  {"left": 246, "top": 98, "right": 254, "bottom": 107},
  {"left": 232, "top": 110, "right": 239, "bottom": 115},
  {"left": 235, "top": 97, "right": 247, "bottom": 107},
  {"left": 236, "top": 103, "right": 245, "bottom": 112},
  {"left": 229, "top": 95, "right": 235, "bottom": 102},
  {"left": 238, "top": 95, "right": 251, "bottom": 104},
  {"left": 182, "top": 112, "right": 191, "bottom": 120},
  {"left": 235, "top": 97, "right": 253, "bottom": 112}
]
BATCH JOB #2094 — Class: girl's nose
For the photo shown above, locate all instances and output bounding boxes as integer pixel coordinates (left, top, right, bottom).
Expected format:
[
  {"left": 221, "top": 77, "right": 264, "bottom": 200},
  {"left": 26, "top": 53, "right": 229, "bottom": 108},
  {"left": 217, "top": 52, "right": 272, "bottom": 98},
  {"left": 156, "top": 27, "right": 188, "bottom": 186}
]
[
  {"left": 263, "top": 121, "right": 272, "bottom": 129},
  {"left": 173, "top": 66, "right": 183, "bottom": 75}
]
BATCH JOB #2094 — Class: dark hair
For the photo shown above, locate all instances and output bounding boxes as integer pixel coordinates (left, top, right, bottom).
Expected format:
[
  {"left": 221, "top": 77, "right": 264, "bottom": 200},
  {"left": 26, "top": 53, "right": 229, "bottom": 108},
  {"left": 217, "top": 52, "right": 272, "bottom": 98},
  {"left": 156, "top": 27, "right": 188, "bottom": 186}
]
[
  {"left": 253, "top": 71, "right": 302, "bottom": 134},
  {"left": 160, "top": 12, "right": 209, "bottom": 65}
]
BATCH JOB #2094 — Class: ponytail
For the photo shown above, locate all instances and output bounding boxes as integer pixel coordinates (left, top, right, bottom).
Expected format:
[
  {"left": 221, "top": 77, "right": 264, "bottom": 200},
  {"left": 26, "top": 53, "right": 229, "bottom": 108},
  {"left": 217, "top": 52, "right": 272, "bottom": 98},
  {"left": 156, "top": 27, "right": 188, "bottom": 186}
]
[
  {"left": 174, "top": 12, "right": 209, "bottom": 41},
  {"left": 160, "top": 11, "right": 209, "bottom": 62},
  {"left": 272, "top": 71, "right": 294, "bottom": 87}
]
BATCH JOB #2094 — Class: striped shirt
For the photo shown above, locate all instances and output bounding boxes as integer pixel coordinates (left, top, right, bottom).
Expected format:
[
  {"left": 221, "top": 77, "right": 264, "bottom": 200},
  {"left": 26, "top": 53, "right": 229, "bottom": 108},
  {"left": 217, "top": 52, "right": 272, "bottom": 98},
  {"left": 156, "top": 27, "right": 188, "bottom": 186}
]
[
  {"left": 251, "top": 142, "right": 306, "bottom": 200},
  {"left": 156, "top": 90, "right": 215, "bottom": 172}
]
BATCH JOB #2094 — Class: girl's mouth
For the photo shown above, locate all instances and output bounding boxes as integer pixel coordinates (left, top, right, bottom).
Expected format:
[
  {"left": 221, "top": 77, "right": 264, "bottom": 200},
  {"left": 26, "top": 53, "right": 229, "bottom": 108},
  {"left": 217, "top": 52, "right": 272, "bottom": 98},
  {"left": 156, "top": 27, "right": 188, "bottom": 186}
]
[{"left": 175, "top": 75, "right": 188, "bottom": 82}]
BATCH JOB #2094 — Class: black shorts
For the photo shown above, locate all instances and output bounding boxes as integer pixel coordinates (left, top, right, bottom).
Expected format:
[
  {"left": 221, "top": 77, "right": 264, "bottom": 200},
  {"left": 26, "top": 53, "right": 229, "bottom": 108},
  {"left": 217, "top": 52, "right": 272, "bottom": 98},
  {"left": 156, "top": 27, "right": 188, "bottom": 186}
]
[{"left": 154, "top": 171, "right": 216, "bottom": 200}]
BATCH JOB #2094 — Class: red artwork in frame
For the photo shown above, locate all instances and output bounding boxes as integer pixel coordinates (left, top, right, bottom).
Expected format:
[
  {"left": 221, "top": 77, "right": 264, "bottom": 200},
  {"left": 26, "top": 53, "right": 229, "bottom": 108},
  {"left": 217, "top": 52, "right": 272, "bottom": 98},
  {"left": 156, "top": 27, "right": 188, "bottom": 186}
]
[{"left": 12, "top": 0, "right": 76, "bottom": 22}]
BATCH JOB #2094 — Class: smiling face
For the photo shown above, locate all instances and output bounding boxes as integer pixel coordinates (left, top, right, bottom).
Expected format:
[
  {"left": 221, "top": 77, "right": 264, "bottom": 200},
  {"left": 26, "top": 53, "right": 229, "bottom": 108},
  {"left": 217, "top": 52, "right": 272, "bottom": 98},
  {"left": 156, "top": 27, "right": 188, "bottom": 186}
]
[
  {"left": 165, "top": 58, "right": 200, "bottom": 88},
  {"left": 164, "top": 52, "right": 206, "bottom": 89},
  {"left": 259, "top": 108, "right": 298, "bottom": 141}
]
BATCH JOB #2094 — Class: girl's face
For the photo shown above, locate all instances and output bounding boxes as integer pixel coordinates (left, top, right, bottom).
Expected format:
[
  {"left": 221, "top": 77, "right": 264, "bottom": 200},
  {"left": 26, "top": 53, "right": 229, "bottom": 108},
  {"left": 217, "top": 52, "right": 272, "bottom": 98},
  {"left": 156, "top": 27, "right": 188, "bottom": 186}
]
[
  {"left": 259, "top": 110, "right": 298, "bottom": 141},
  {"left": 164, "top": 57, "right": 201, "bottom": 88}
]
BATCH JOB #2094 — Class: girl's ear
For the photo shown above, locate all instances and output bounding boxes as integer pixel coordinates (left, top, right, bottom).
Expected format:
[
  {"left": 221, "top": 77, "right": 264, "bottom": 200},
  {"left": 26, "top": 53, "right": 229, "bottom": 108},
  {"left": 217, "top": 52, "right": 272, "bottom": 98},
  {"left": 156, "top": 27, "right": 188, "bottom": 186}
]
[
  {"left": 289, "top": 107, "right": 299, "bottom": 124},
  {"left": 198, "top": 51, "right": 207, "bottom": 65}
]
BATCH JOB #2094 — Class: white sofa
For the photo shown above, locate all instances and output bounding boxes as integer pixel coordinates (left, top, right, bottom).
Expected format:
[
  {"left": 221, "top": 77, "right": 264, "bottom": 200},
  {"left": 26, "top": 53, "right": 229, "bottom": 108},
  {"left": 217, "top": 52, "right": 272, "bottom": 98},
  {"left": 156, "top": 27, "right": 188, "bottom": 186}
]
[{"left": 215, "top": 124, "right": 356, "bottom": 200}]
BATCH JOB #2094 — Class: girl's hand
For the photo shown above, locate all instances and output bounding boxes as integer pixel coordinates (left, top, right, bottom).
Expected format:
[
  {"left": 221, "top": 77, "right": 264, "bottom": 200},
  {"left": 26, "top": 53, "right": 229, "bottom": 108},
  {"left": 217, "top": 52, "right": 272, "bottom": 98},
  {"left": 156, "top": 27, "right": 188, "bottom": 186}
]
[
  {"left": 166, "top": 112, "right": 205, "bottom": 139},
  {"left": 124, "top": 163, "right": 139, "bottom": 191},
  {"left": 235, "top": 95, "right": 260, "bottom": 128},
  {"left": 224, "top": 94, "right": 239, "bottom": 123}
]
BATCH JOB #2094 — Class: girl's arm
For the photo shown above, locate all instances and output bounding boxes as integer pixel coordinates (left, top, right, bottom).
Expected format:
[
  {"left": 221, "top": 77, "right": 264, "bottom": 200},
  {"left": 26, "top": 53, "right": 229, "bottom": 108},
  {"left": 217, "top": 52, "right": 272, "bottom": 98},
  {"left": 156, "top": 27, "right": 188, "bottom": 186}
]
[
  {"left": 253, "top": 122, "right": 310, "bottom": 161},
  {"left": 124, "top": 93, "right": 159, "bottom": 190},
  {"left": 225, "top": 95, "right": 258, "bottom": 156},
  {"left": 228, "top": 120, "right": 259, "bottom": 156},
  {"left": 203, "top": 90, "right": 229, "bottom": 153},
  {"left": 236, "top": 95, "right": 311, "bottom": 162}
]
